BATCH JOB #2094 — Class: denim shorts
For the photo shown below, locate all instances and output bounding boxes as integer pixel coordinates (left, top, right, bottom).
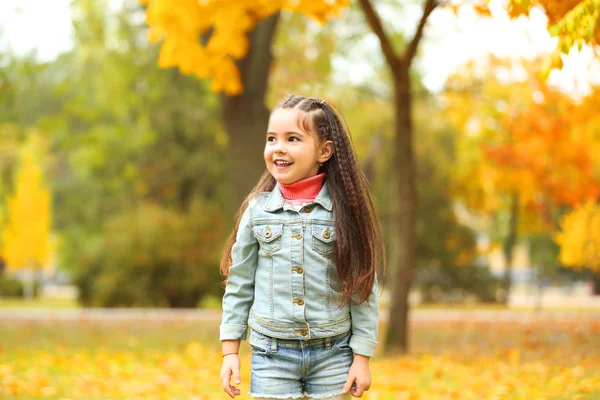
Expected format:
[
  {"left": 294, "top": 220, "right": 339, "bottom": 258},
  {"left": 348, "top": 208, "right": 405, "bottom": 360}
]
[{"left": 247, "top": 328, "right": 354, "bottom": 399}]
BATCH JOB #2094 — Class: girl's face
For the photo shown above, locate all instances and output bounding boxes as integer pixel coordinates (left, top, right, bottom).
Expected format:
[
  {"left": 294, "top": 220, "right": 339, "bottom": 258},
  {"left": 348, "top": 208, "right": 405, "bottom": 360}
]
[{"left": 265, "top": 108, "right": 333, "bottom": 185}]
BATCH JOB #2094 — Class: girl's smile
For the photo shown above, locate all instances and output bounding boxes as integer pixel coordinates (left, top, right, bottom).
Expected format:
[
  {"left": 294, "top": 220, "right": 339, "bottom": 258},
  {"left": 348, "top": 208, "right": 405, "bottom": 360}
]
[{"left": 273, "top": 159, "right": 293, "bottom": 169}]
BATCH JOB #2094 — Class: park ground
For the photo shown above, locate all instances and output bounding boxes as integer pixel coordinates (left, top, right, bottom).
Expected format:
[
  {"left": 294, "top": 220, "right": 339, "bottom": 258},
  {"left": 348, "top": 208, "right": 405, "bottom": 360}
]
[{"left": 1, "top": 308, "right": 599, "bottom": 399}]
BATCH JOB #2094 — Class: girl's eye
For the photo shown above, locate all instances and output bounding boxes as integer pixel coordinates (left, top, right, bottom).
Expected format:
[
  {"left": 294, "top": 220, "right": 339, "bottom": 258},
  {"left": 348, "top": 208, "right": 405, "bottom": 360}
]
[
  {"left": 267, "top": 136, "right": 275, "bottom": 142},
  {"left": 289, "top": 137, "right": 300, "bottom": 142}
]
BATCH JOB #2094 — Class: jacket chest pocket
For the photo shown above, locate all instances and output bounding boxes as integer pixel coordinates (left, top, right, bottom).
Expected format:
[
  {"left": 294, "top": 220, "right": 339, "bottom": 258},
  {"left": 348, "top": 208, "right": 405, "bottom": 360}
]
[
  {"left": 252, "top": 224, "right": 283, "bottom": 255},
  {"left": 312, "top": 224, "right": 335, "bottom": 258}
]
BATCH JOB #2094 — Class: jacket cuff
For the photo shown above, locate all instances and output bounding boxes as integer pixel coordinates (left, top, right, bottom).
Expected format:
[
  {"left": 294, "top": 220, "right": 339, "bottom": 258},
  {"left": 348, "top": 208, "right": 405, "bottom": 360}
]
[
  {"left": 220, "top": 324, "right": 249, "bottom": 341},
  {"left": 349, "top": 334, "right": 378, "bottom": 357}
]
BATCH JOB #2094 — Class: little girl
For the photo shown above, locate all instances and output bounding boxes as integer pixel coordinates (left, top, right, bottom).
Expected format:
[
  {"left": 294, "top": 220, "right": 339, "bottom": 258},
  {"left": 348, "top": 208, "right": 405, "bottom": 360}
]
[{"left": 219, "top": 94, "right": 385, "bottom": 399}]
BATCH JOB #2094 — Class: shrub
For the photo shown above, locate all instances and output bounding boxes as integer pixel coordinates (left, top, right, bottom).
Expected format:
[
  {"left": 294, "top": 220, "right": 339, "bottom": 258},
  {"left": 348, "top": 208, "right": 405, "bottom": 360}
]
[
  {"left": 74, "top": 201, "right": 226, "bottom": 308},
  {"left": 0, "top": 275, "right": 24, "bottom": 297}
]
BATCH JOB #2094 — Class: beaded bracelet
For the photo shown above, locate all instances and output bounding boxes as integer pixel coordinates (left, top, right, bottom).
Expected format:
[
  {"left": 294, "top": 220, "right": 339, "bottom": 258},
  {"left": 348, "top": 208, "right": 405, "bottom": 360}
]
[{"left": 222, "top": 352, "right": 238, "bottom": 357}]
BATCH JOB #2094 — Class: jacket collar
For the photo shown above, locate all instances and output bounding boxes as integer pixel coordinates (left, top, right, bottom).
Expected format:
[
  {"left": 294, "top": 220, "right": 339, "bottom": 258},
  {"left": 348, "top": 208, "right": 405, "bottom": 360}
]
[{"left": 264, "top": 180, "right": 333, "bottom": 212}]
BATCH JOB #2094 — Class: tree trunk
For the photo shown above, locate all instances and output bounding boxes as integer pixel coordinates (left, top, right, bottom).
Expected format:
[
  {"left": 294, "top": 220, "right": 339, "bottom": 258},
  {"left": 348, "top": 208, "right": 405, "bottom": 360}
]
[
  {"left": 386, "top": 66, "right": 416, "bottom": 354},
  {"left": 356, "top": 0, "right": 437, "bottom": 354},
  {"left": 221, "top": 13, "right": 280, "bottom": 207},
  {"left": 592, "top": 271, "right": 600, "bottom": 295},
  {"left": 23, "top": 267, "right": 35, "bottom": 300},
  {"left": 502, "top": 193, "right": 519, "bottom": 304}
]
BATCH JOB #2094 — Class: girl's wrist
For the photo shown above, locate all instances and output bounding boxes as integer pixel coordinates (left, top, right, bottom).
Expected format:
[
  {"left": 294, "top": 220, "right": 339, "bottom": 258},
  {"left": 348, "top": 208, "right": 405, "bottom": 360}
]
[
  {"left": 353, "top": 354, "right": 371, "bottom": 364},
  {"left": 222, "top": 352, "right": 239, "bottom": 357}
]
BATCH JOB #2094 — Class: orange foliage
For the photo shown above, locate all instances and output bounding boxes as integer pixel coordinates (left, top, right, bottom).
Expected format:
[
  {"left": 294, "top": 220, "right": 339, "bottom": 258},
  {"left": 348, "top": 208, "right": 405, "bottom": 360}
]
[{"left": 483, "top": 82, "right": 600, "bottom": 214}]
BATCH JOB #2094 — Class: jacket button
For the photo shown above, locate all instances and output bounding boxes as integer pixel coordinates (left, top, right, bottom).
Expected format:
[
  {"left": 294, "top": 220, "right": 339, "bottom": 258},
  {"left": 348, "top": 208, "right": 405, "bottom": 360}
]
[
  {"left": 304, "top": 206, "right": 312, "bottom": 213},
  {"left": 294, "top": 233, "right": 303, "bottom": 240},
  {"left": 300, "top": 330, "right": 307, "bottom": 336},
  {"left": 293, "top": 298, "right": 305, "bottom": 306},
  {"left": 296, "top": 267, "right": 304, "bottom": 274}
]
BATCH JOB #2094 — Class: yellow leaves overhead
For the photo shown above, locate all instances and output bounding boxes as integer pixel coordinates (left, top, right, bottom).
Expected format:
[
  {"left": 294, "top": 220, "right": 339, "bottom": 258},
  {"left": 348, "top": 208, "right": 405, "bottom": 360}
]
[
  {"left": 141, "top": 0, "right": 348, "bottom": 95},
  {"left": 555, "top": 200, "right": 600, "bottom": 271},
  {"left": 1, "top": 134, "right": 52, "bottom": 270},
  {"left": 507, "top": 0, "right": 600, "bottom": 74}
]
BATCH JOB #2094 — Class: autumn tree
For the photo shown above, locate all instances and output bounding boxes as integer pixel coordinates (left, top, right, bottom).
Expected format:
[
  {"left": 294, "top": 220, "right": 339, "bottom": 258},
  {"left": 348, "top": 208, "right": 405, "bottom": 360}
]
[
  {"left": 553, "top": 84, "right": 600, "bottom": 293},
  {"left": 444, "top": 56, "right": 600, "bottom": 301},
  {"left": 140, "top": 0, "right": 347, "bottom": 204},
  {"left": 1, "top": 134, "right": 52, "bottom": 298}
]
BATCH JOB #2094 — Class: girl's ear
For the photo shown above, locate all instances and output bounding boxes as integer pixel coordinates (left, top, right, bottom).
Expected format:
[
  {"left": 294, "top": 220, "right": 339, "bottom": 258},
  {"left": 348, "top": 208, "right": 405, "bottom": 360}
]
[{"left": 318, "top": 140, "right": 334, "bottom": 163}]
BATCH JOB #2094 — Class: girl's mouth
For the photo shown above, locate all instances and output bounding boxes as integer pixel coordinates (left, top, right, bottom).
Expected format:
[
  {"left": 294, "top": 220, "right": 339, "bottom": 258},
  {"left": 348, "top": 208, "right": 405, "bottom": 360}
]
[{"left": 274, "top": 160, "right": 293, "bottom": 170}]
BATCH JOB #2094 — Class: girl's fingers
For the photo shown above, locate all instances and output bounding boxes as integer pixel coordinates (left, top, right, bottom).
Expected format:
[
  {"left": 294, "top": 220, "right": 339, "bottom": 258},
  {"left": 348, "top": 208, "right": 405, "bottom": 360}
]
[
  {"left": 351, "top": 381, "right": 367, "bottom": 397},
  {"left": 224, "top": 384, "right": 240, "bottom": 398},
  {"left": 227, "top": 385, "right": 241, "bottom": 398},
  {"left": 351, "top": 386, "right": 364, "bottom": 397},
  {"left": 341, "top": 376, "right": 354, "bottom": 394}
]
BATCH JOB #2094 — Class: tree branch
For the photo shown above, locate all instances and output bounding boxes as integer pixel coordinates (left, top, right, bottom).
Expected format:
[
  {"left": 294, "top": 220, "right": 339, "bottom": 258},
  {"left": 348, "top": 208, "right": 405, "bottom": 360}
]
[
  {"left": 357, "top": 0, "right": 400, "bottom": 72},
  {"left": 405, "top": 0, "right": 438, "bottom": 66}
]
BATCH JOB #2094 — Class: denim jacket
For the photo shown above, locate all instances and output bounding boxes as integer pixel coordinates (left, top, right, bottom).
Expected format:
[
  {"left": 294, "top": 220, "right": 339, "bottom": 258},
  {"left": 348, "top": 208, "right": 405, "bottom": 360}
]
[{"left": 220, "top": 181, "right": 380, "bottom": 357}]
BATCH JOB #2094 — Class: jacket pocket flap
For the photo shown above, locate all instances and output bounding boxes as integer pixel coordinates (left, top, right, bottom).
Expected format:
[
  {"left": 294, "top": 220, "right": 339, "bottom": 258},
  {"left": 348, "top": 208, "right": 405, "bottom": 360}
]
[
  {"left": 253, "top": 224, "right": 283, "bottom": 243},
  {"left": 312, "top": 224, "right": 335, "bottom": 243}
]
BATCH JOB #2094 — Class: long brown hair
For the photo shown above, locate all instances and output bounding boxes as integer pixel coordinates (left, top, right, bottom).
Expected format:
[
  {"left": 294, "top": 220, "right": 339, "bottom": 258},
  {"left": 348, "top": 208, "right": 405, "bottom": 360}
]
[{"left": 220, "top": 94, "right": 386, "bottom": 305}]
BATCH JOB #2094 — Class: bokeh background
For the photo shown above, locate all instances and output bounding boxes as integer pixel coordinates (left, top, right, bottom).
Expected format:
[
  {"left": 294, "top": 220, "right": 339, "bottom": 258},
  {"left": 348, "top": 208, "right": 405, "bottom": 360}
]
[{"left": 0, "top": 0, "right": 599, "bottom": 399}]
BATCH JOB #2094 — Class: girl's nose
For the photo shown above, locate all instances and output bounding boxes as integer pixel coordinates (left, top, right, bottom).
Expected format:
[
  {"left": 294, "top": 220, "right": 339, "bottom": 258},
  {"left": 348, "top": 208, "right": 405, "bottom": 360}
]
[{"left": 274, "top": 143, "right": 287, "bottom": 154}]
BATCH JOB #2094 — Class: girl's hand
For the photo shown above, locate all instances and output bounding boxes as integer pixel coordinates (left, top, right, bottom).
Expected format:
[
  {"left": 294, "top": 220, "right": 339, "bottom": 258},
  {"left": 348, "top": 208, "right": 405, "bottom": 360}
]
[
  {"left": 342, "top": 354, "right": 371, "bottom": 397},
  {"left": 220, "top": 354, "right": 242, "bottom": 398}
]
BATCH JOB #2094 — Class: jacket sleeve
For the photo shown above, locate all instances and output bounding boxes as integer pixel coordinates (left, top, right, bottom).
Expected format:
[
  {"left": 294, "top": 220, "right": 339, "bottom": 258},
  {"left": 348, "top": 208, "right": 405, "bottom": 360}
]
[
  {"left": 219, "top": 200, "right": 259, "bottom": 341},
  {"left": 349, "top": 272, "right": 379, "bottom": 357}
]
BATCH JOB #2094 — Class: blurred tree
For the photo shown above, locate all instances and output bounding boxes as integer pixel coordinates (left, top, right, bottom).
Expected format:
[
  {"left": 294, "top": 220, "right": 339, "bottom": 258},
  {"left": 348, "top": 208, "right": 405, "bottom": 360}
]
[
  {"left": 1, "top": 133, "right": 52, "bottom": 298},
  {"left": 140, "top": 0, "right": 348, "bottom": 203},
  {"left": 355, "top": 0, "right": 444, "bottom": 353},
  {"left": 337, "top": 69, "right": 490, "bottom": 301},
  {"left": 0, "top": 0, "right": 230, "bottom": 307},
  {"left": 444, "top": 56, "right": 600, "bottom": 301},
  {"left": 553, "top": 84, "right": 600, "bottom": 293},
  {"left": 52, "top": 0, "right": 230, "bottom": 306}
]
